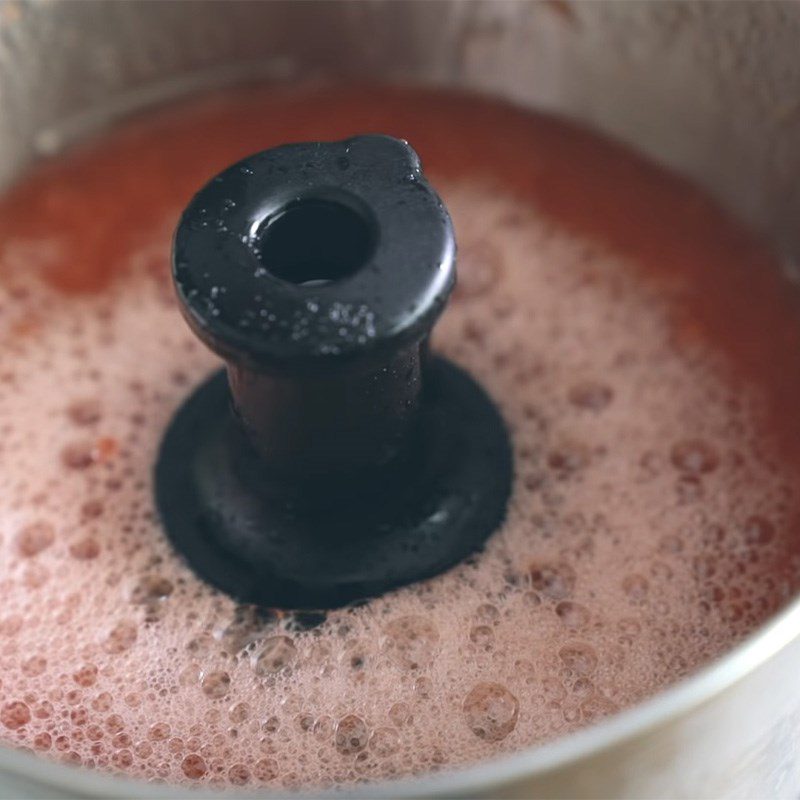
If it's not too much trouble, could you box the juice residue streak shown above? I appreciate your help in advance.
[1,85,800,790]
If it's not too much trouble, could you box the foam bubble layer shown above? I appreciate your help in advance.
[0,86,799,790]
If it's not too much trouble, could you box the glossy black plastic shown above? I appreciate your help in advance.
[157,135,512,608]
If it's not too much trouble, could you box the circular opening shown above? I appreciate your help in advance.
[257,197,376,286]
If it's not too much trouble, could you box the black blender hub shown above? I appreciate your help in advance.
[156,135,512,609]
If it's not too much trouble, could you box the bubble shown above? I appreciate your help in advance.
[343,644,368,672]
[462,683,519,742]
[67,398,102,426]
[570,677,595,701]
[87,725,104,742]
[70,707,89,725]
[228,703,249,724]
[33,732,52,750]
[295,713,314,732]
[463,318,486,344]
[568,381,613,411]
[33,701,53,720]
[334,715,369,755]
[558,643,598,675]
[91,693,113,712]
[527,562,576,600]
[103,620,137,654]
[523,590,542,607]
[130,575,174,605]
[215,607,274,655]
[181,753,207,779]
[469,625,494,649]
[670,440,719,475]
[1,701,31,729]
[475,603,500,624]
[743,516,775,546]
[369,727,400,757]
[65,688,83,705]
[178,662,201,686]
[252,636,297,676]
[388,703,412,728]
[134,741,152,759]
[381,616,440,670]
[413,676,433,699]
[547,444,589,478]
[261,716,280,733]
[555,601,590,629]
[354,750,378,775]
[312,715,334,741]
[621,574,649,604]
[73,664,98,687]
[200,671,231,699]
[112,732,132,749]
[105,714,124,734]
[253,758,279,782]
[227,763,251,785]
[581,693,618,722]
[70,538,100,560]
[61,441,97,470]
[668,654,689,676]
[15,521,55,557]
[560,703,580,723]
[21,656,47,677]
[80,500,104,520]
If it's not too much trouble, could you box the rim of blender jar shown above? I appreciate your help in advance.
[1,75,799,799]
[1,590,798,798]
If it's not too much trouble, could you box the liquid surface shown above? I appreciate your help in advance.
[1,85,800,790]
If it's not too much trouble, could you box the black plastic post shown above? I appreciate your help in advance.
[157,135,512,608]
[173,136,454,482]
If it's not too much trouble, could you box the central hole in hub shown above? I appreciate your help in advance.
[258,197,376,286]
